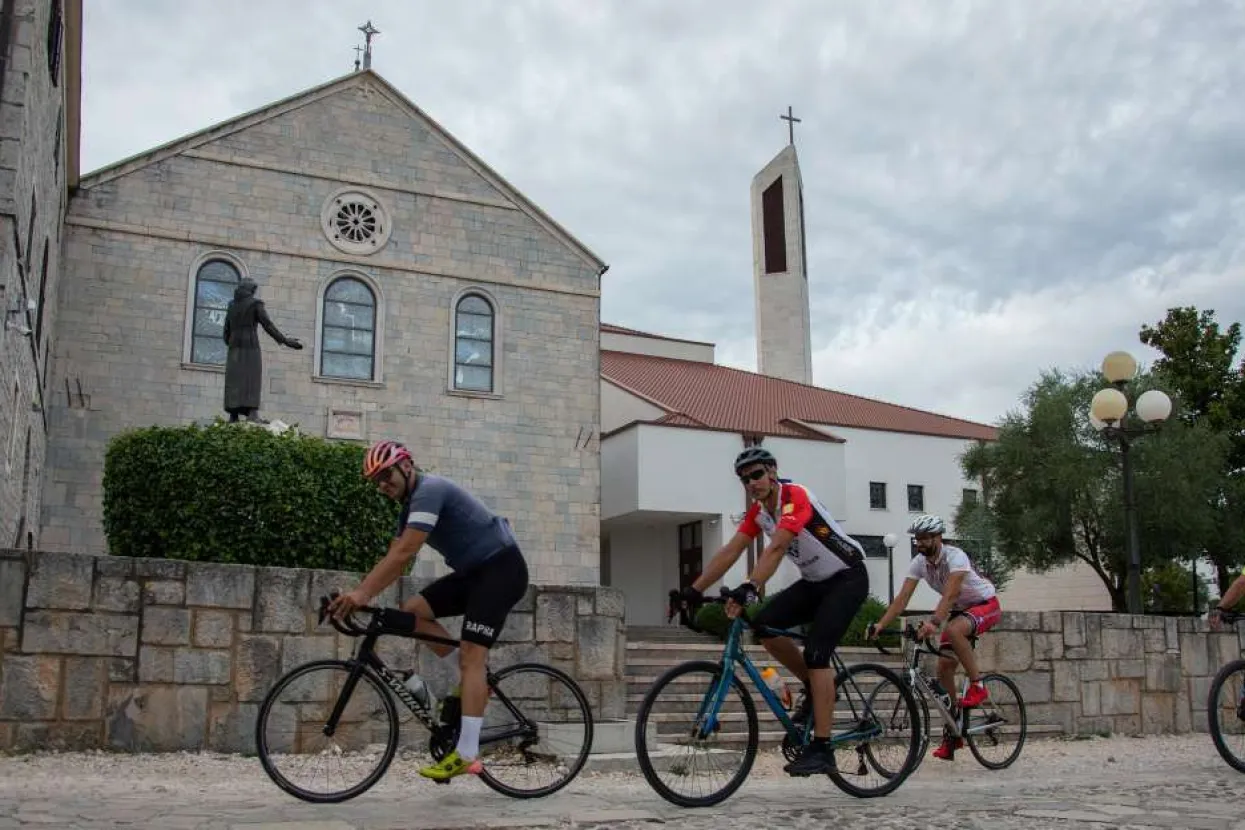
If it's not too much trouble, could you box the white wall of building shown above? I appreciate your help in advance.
[601,379,665,434]
[606,521,683,626]
[601,330,714,363]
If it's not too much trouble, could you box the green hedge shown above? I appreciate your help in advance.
[102,422,399,569]
[693,593,889,648]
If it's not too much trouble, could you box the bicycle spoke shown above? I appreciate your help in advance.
[635,661,757,808]
[963,673,1026,769]
[827,663,921,798]
[475,663,593,799]
[256,660,399,803]
[1209,660,1245,772]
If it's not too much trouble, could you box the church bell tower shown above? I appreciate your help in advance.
[750,107,813,386]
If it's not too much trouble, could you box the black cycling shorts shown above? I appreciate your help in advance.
[420,544,529,647]
[751,565,869,669]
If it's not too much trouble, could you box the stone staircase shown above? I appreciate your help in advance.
[625,625,1063,751]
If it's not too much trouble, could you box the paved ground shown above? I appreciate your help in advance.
[1,734,1243,829]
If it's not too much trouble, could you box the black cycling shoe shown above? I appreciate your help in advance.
[783,740,837,776]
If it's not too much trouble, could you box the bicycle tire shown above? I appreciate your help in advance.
[906,682,932,774]
[634,659,758,808]
[1208,658,1245,773]
[255,659,399,803]
[964,672,1027,770]
[860,672,927,780]
[826,662,922,798]
[477,662,595,798]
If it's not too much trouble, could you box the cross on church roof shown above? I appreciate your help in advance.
[358,20,380,70]
[780,105,801,145]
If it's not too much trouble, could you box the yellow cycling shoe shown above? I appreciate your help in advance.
[419,750,482,783]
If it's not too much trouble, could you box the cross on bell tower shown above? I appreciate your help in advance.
[780,105,801,146]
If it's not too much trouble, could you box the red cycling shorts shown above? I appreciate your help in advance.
[940,595,1002,647]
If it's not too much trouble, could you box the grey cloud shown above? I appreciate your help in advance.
[80,1,1245,422]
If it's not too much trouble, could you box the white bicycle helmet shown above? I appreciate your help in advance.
[908,514,946,536]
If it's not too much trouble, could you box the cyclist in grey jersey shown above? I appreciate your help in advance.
[329,440,529,783]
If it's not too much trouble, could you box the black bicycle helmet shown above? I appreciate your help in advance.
[734,446,777,473]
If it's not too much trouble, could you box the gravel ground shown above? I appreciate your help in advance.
[1,733,1243,828]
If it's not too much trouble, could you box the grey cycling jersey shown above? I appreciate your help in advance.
[397,474,517,571]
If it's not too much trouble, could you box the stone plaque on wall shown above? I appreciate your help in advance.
[326,407,365,441]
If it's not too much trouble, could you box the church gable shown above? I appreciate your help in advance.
[74,71,604,276]
[207,82,511,207]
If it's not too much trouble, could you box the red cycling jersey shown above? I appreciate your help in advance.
[737,480,866,581]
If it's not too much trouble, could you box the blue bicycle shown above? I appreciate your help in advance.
[633,588,922,807]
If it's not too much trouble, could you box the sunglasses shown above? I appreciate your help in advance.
[739,468,768,484]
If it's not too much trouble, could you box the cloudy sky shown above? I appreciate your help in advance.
[80,1,1245,425]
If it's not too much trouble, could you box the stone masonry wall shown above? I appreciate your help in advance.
[974,611,1238,736]
[0,0,73,551]
[41,72,602,585]
[0,549,625,753]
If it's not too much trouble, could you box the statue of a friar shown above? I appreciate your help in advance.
[222,278,303,423]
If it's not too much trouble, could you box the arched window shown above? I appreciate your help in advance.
[190,258,240,365]
[320,276,377,381]
[453,293,494,392]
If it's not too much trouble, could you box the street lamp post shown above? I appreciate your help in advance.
[1089,350,1173,615]
[883,533,898,604]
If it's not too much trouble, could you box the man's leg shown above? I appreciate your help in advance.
[420,548,529,781]
[752,582,817,722]
[401,594,458,659]
[760,636,809,686]
[784,567,869,776]
[937,615,975,708]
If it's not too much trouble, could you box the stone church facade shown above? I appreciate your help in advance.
[0,0,80,554]
[38,68,607,586]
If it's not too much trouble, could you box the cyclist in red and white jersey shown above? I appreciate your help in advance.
[869,513,1000,760]
[676,446,869,777]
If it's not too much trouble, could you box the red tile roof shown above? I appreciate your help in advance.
[601,350,998,442]
[601,322,715,346]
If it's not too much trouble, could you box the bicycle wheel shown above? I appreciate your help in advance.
[826,662,922,798]
[255,659,399,803]
[861,674,929,779]
[634,660,758,808]
[964,672,1027,770]
[475,662,594,798]
[1208,658,1245,773]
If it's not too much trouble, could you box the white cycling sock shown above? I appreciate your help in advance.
[457,715,483,761]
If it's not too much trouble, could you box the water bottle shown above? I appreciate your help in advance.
[402,671,433,710]
[761,667,792,709]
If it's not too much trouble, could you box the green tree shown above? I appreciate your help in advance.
[960,368,1227,611]
[952,496,1015,593]
[1139,306,1245,590]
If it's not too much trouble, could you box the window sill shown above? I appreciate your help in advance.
[312,375,385,389]
[447,388,503,400]
[181,361,224,374]
[869,507,888,512]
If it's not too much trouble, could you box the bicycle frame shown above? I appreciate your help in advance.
[317,595,533,749]
[690,605,878,746]
[884,621,997,742]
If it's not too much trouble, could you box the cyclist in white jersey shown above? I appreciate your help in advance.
[675,446,869,777]
[869,513,1000,760]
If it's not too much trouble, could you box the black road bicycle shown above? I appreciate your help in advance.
[254,593,594,803]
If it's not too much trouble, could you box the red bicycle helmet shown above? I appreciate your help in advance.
[362,439,411,479]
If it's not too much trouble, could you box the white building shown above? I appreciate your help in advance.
[598,324,1111,625]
